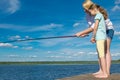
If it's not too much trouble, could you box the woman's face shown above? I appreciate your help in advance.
[89,9,96,15]
[84,8,90,14]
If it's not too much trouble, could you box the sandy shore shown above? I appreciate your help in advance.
[57,74,120,80]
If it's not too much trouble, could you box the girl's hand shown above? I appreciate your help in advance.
[90,37,96,43]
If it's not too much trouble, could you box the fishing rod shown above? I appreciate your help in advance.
[2,35,89,43]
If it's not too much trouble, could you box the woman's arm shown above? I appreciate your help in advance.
[75,27,93,37]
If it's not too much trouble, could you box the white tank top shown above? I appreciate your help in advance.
[105,19,114,30]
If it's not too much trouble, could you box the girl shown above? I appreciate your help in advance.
[76,0,114,77]
[89,4,108,78]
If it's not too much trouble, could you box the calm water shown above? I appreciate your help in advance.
[0,64,120,80]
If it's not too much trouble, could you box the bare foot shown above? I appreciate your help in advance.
[95,73,108,78]
[92,71,102,75]
[107,72,111,76]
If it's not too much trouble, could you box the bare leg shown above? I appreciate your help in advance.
[105,38,112,75]
[93,51,102,75]
[93,38,112,76]
[94,40,108,78]
[95,57,108,78]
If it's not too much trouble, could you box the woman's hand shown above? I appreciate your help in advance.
[75,32,82,37]
[75,32,87,37]
[90,37,96,43]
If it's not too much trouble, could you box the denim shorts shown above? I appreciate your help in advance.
[107,29,114,40]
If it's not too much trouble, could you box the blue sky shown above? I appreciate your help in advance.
[0,0,120,61]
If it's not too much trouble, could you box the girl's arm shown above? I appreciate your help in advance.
[91,20,99,43]
[92,20,99,38]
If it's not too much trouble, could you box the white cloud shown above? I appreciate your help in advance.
[0,24,26,31]
[13,46,18,48]
[88,52,97,55]
[7,0,20,14]
[39,37,74,47]
[114,31,120,36]
[26,23,63,32]
[0,0,20,14]
[8,35,33,43]
[22,47,33,50]
[0,23,63,32]
[112,5,120,11]
[72,52,85,56]
[111,53,120,57]
[8,55,20,58]
[59,48,86,55]
[9,35,21,40]
[47,56,64,58]
[45,48,86,58]
[47,51,52,54]
[73,22,81,27]
[25,36,31,39]
[112,0,120,11]
[29,55,38,58]
[0,43,12,47]
[115,0,120,4]
[45,49,95,60]
[0,43,18,48]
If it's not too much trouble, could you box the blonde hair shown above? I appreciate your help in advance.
[82,0,94,10]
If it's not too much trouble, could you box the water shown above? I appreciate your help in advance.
[0,64,120,80]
